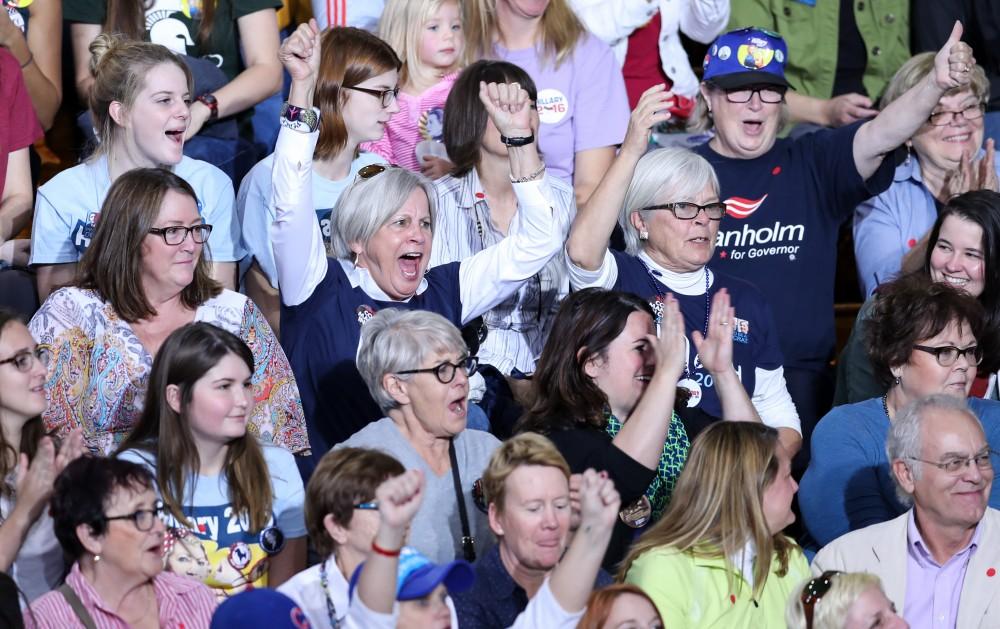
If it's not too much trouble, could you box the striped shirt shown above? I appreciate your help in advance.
[24,563,216,628]
[311,0,383,31]
[430,168,576,374]
[362,73,458,172]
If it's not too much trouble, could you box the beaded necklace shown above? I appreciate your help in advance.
[319,558,341,628]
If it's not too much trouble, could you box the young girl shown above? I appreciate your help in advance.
[117,322,306,600]
[30,35,240,300]
[0,310,84,601]
[364,0,464,177]
[237,23,400,333]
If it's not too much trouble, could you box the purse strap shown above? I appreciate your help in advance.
[58,583,98,629]
[448,438,476,562]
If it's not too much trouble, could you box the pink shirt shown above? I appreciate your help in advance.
[362,72,457,172]
[904,511,982,629]
[24,563,216,628]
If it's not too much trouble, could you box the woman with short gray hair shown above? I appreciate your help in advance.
[341,309,500,564]
[565,87,801,454]
[270,25,565,475]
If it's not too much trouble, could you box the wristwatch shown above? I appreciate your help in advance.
[280,102,321,133]
[499,133,534,147]
[196,93,219,122]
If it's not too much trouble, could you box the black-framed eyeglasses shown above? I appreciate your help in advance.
[800,570,841,629]
[343,85,400,108]
[912,344,984,367]
[397,355,479,384]
[640,201,726,221]
[908,448,997,474]
[928,103,986,126]
[724,87,786,104]
[103,501,164,532]
[354,500,379,510]
[148,224,213,246]
[0,346,51,373]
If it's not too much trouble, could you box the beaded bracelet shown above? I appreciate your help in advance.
[510,164,546,184]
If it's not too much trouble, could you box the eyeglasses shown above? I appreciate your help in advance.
[0,346,51,372]
[396,355,479,384]
[148,224,213,246]
[912,344,984,367]
[354,500,379,510]
[724,87,786,104]
[928,103,986,126]
[800,570,841,629]
[343,85,400,108]
[103,501,164,532]
[640,201,727,221]
[908,449,997,474]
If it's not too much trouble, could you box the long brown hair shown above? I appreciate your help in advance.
[517,288,686,434]
[314,27,402,160]
[463,0,584,68]
[617,422,796,597]
[0,312,45,496]
[103,0,217,47]
[76,168,221,322]
[117,323,273,532]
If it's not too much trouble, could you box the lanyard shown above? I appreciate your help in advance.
[319,559,341,628]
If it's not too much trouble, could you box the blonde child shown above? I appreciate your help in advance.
[364,0,464,177]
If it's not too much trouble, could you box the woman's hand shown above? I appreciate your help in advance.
[420,156,455,180]
[691,289,736,376]
[13,437,59,523]
[649,294,687,383]
[933,22,975,92]
[279,19,321,86]
[821,93,878,128]
[479,81,533,139]
[576,469,620,534]
[375,469,424,532]
[941,139,999,198]
[621,84,674,158]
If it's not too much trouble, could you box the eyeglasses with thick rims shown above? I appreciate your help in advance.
[343,85,400,108]
[723,87,786,104]
[927,103,986,126]
[908,448,997,474]
[800,570,841,629]
[0,346,51,373]
[103,501,165,532]
[396,356,479,384]
[148,224,214,246]
[640,201,727,221]
[912,344,983,367]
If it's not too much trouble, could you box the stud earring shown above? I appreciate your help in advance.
[94,554,101,563]
[639,230,649,241]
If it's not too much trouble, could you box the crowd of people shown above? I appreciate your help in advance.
[2,0,1000,627]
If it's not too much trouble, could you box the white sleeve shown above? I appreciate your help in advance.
[566,247,619,291]
[569,0,657,46]
[678,0,731,44]
[752,366,802,435]
[506,579,584,629]
[457,176,562,324]
[270,126,329,306]
[342,597,398,629]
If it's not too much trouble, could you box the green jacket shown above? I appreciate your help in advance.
[623,542,811,628]
[729,0,910,100]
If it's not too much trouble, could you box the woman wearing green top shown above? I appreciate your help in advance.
[515,287,760,569]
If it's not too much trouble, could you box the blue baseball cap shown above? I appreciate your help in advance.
[703,27,791,90]
[349,546,475,602]
[211,589,312,629]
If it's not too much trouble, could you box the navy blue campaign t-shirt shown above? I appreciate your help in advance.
[693,121,897,369]
[280,259,464,476]
[611,251,784,419]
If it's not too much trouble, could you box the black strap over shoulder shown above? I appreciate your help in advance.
[448,438,476,562]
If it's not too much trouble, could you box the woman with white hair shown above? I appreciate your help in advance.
[271,24,564,474]
[339,309,500,565]
[566,86,801,453]
[786,571,907,629]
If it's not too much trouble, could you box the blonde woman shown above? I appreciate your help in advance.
[786,572,907,629]
[463,0,629,207]
[619,421,809,628]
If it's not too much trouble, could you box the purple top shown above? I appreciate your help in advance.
[905,510,982,629]
[496,33,629,183]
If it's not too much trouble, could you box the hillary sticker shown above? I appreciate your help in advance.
[71,212,100,254]
[537,89,569,125]
[732,317,750,344]
[737,43,775,70]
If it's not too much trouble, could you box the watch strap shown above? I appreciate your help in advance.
[196,93,219,122]
[499,133,534,147]
[280,102,321,133]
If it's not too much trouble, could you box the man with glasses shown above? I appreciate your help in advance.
[814,394,1000,627]
[690,26,977,469]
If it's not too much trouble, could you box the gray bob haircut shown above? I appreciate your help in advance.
[887,394,981,506]
[329,167,438,260]
[620,147,720,256]
[356,308,468,412]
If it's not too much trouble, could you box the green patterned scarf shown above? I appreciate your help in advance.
[604,409,691,520]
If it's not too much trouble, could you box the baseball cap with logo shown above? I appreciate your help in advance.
[702,27,791,90]
[210,589,312,629]
[348,546,475,602]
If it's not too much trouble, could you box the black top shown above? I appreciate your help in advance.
[833,0,868,97]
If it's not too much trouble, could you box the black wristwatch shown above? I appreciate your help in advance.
[196,93,219,122]
[500,133,535,147]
